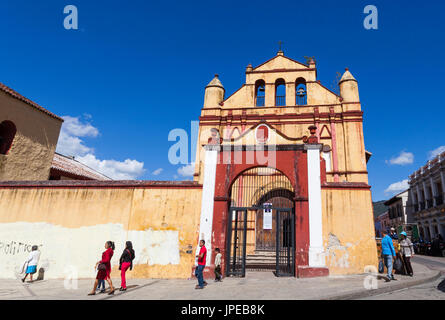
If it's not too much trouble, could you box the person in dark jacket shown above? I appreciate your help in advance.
[432,235,441,256]
[389,228,398,240]
[88,241,116,296]
[119,241,135,291]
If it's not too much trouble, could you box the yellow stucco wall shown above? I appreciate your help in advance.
[322,188,378,275]
[0,90,62,181]
[0,186,202,279]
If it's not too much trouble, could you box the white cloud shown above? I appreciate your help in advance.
[76,154,145,180]
[384,179,409,195]
[152,168,163,176]
[56,130,93,157]
[428,146,445,160]
[61,115,99,138]
[177,162,195,177]
[387,151,414,165]
[56,115,145,180]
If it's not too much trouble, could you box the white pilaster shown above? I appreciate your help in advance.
[196,145,218,266]
[305,144,326,267]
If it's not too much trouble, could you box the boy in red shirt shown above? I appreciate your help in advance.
[195,240,207,289]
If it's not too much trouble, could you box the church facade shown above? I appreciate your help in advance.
[193,51,377,277]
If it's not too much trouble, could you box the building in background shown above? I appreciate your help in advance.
[408,152,445,241]
[0,82,109,181]
[0,82,63,180]
[384,190,410,231]
[50,153,111,181]
[375,211,389,237]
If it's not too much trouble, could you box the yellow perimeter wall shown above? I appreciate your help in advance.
[0,186,202,280]
[322,188,378,274]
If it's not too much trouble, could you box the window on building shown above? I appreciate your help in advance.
[0,120,16,155]
[437,182,443,205]
[255,80,266,107]
[295,78,307,105]
[275,79,286,106]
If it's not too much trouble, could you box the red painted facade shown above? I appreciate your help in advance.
[211,148,310,277]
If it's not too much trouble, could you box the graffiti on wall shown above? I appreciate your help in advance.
[0,241,43,256]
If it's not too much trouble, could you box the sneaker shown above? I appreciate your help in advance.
[203,281,208,286]
[195,285,204,289]
[384,276,391,282]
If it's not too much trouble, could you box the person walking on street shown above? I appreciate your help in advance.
[382,230,397,282]
[195,240,207,289]
[400,231,414,277]
[432,235,441,257]
[88,241,116,296]
[119,241,135,292]
[22,245,40,283]
[389,227,398,240]
[214,248,222,282]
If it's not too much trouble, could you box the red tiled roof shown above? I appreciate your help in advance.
[0,82,63,121]
[51,153,112,181]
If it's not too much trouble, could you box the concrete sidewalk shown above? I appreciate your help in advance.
[0,262,440,300]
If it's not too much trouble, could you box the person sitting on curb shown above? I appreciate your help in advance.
[382,229,397,282]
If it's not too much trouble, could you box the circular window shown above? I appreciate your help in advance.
[255,124,269,144]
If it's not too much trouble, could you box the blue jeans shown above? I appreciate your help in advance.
[383,254,393,279]
[195,265,205,288]
[98,279,105,290]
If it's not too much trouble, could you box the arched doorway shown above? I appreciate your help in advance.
[226,167,295,277]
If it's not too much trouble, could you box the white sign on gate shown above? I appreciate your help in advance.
[263,203,272,230]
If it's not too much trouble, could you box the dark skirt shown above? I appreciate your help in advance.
[96,269,107,280]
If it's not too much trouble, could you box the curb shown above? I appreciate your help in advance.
[321,271,442,300]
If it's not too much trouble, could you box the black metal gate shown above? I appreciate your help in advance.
[226,208,248,277]
[275,209,295,276]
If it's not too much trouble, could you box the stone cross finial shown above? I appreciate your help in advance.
[278,40,283,53]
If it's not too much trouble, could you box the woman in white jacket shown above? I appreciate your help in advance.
[22,245,40,283]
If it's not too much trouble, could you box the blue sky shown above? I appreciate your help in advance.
[0,0,444,201]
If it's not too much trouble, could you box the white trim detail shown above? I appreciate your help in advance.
[322,151,332,172]
[305,144,326,267]
[196,146,218,266]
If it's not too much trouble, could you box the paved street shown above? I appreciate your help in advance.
[360,255,445,300]
[0,260,440,300]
